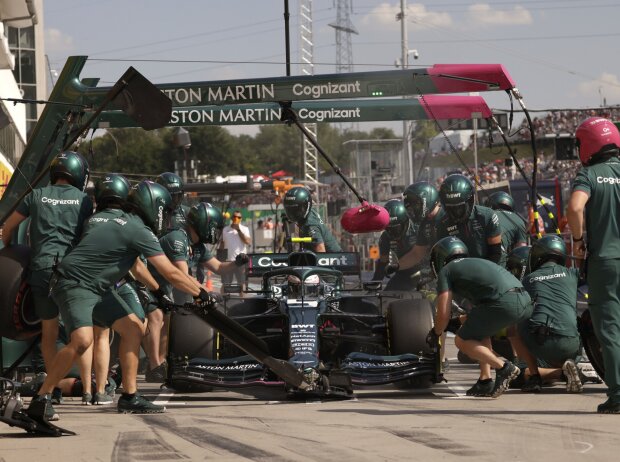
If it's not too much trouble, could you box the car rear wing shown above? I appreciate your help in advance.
[246,252,360,277]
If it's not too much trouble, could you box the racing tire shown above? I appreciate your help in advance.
[167,310,216,393]
[0,245,40,341]
[168,311,216,360]
[388,298,434,355]
[388,298,434,389]
[579,309,605,380]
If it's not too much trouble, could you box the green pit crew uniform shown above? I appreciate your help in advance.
[16,184,93,320]
[51,209,164,334]
[495,209,528,267]
[437,258,533,341]
[148,228,215,304]
[85,210,150,327]
[298,208,342,252]
[573,157,620,404]
[416,208,446,249]
[169,204,190,230]
[377,221,420,291]
[518,262,580,367]
[93,283,146,328]
[149,228,191,303]
[170,204,206,285]
[418,205,501,261]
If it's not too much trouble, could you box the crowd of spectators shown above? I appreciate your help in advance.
[433,155,582,189]
[517,108,620,140]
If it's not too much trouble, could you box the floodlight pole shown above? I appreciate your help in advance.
[284,0,291,77]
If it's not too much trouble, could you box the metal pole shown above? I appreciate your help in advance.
[473,117,478,203]
[400,0,412,185]
[470,91,480,202]
[284,0,291,77]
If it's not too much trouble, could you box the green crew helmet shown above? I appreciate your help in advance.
[187,202,224,244]
[94,173,131,210]
[403,181,439,222]
[383,199,410,240]
[156,172,184,208]
[439,174,475,223]
[283,186,312,223]
[127,180,172,236]
[430,236,469,278]
[528,234,567,272]
[49,151,90,191]
[488,191,515,212]
[506,246,531,281]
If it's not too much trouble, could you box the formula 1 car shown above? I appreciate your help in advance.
[166,250,441,398]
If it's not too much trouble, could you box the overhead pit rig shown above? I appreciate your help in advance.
[0,56,521,225]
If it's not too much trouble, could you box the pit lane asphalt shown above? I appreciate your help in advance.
[1,338,617,462]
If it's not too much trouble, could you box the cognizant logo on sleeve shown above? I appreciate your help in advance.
[596,177,620,184]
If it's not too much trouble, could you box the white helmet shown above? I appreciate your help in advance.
[287,274,320,298]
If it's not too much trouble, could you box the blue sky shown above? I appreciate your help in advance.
[43,1,620,135]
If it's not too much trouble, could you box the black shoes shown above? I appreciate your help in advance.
[597,399,620,414]
[492,362,520,398]
[51,387,63,405]
[145,362,167,383]
[466,379,494,397]
[521,374,542,393]
[27,394,60,421]
[117,393,165,414]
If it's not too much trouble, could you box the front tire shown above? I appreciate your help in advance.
[388,297,435,389]
[167,310,216,392]
[388,298,434,356]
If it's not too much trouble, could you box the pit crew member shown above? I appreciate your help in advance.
[283,186,341,252]
[372,199,421,290]
[2,151,93,415]
[147,201,245,381]
[487,191,528,267]
[26,180,214,420]
[506,237,582,393]
[567,116,620,414]
[428,237,533,398]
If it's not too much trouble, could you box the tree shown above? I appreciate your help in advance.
[83,128,169,178]
[185,126,240,176]
[77,124,399,182]
[252,125,303,177]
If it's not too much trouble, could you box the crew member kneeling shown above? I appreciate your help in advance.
[505,236,583,393]
[428,237,534,398]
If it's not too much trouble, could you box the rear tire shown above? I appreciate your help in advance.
[579,309,605,380]
[0,245,39,340]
